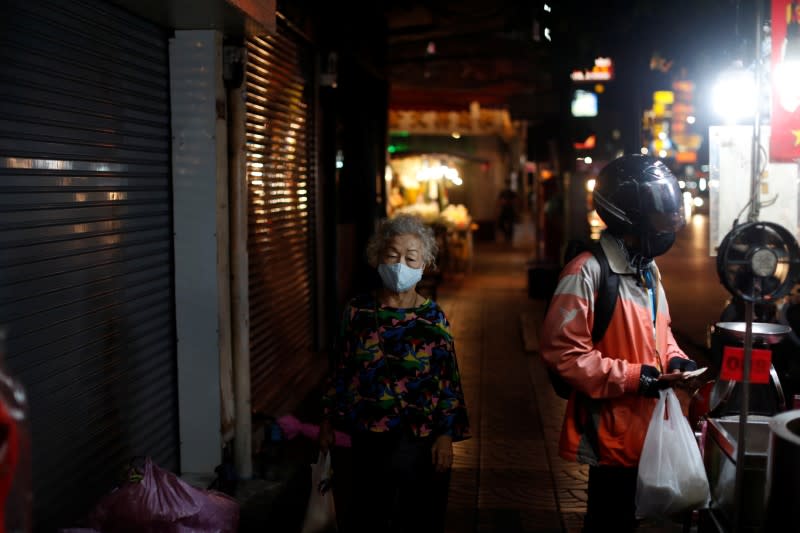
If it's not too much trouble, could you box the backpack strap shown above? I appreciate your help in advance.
[573,244,619,435]
[588,242,619,344]
[544,240,620,401]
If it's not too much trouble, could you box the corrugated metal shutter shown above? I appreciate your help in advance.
[0,0,177,528]
[245,25,319,416]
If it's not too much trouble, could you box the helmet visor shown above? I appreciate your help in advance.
[639,179,682,214]
[647,210,686,234]
[639,179,685,231]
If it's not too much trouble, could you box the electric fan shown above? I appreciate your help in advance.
[713,221,800,530]
[714,221,799,408]
[716,221,800,304]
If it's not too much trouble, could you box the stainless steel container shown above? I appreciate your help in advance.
[765,410,800,531]
[702,415,772,531]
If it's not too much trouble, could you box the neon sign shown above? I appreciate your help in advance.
[570,57,614,82]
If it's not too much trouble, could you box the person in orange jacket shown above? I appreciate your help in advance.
[540,154,700,532]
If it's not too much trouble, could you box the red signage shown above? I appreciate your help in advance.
[770,0,800,162]
[720,346,772,384]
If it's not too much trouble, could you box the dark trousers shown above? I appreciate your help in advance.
[583,465,639,533]
[344,432,451,533]
[498,213,514,242]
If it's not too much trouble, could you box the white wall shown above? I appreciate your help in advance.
[169,30,231,477]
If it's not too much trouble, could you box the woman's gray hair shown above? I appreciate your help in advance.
[366,214,438,269]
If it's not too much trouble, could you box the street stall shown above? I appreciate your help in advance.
[698,221,800,533]
[440,204,475,273]
[385,155,476,280]
[692,2,800,530]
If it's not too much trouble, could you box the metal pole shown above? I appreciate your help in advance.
[734,2,763,525]
[735,4,763,529]
[748,0,764,223]
[229,60,253,479]
[733,300,754,533]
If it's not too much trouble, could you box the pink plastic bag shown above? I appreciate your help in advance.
[87,457,239,533]
[277,415,352,448]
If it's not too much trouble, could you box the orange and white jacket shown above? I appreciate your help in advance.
[540,232,690,467]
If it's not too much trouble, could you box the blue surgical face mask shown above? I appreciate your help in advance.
[377,262,423,293]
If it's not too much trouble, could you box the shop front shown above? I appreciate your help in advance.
[385,155,476,285]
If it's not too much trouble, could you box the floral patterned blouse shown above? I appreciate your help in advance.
[322,293,470,441]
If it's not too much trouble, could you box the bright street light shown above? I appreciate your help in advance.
[711,68,756,123]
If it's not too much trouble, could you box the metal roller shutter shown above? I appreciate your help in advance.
[245,25,318,416]
[0,0,177,528]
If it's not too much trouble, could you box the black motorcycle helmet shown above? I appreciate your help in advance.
[593,154,685,259]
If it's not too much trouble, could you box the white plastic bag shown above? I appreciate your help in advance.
[300,451,337,533]
[635,388,710,519]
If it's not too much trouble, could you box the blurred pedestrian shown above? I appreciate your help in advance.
[319,214,470,533]
[539,155,702,532]
[496,178,521,243]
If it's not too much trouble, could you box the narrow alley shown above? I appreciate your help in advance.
[236,223,719,533]
[3,3,794,531]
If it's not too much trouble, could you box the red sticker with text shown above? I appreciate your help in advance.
[720,346,772,384]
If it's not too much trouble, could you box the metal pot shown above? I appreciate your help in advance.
[765,410,800,531]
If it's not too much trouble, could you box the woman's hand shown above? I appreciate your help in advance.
[319,418,335,455]
[431,435,454,472]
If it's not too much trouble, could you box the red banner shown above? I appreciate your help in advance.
[771,0,800,162]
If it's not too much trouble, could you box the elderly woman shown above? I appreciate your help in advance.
[319,214,470,533]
